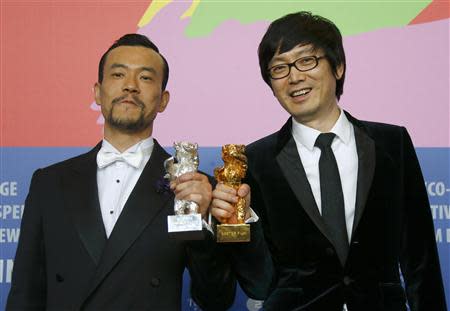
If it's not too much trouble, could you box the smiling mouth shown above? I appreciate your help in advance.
[290,88,312,97]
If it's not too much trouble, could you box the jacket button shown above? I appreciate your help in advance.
[325,247,334,256]
[56,274,64,282]
[150,277,160,287]
[343,276,352,286]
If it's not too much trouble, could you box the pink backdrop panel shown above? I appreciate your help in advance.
[138,4,449,147]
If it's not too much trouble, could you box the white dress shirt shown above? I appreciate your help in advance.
[96,137,154,238]
[291,110,358,241]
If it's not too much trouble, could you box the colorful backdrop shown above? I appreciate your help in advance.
[1,1,449,309]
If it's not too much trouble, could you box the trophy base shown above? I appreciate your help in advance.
[216,224,250,243]
[167,214,203,240]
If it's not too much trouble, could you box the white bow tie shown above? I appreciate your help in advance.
[97,149,144,169]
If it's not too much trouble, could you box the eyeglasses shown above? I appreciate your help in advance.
[268,55,325,80]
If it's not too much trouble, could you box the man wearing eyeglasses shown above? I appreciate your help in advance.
[211,11,446,311]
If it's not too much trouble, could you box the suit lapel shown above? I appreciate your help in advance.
[63,143,107,265]
[351,121,376,238]
[85,140,173,299]
[275,119,336,247]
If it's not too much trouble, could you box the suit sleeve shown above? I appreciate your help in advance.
[185,170,274,310]
[185,231,236,311]
[6,169,47,310]
[221,169,274,301]
[185,174,236,311]
[398,128,447,311]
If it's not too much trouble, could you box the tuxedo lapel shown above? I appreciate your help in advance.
[85,140,173,299]
[63,143,107,265]
[349,117,376,238]
[275,120,335,247]
[345,112,377,237]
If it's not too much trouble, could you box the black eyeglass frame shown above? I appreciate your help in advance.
[268,55,326,80]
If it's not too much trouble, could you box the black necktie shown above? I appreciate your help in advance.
[315,133,349,265]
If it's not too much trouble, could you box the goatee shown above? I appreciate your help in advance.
[107,95,150,133]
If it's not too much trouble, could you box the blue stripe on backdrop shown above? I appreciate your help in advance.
[0,147,449,310]
[415,148,450,310]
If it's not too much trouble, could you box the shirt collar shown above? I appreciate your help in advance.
[101,136,154,156]
[291,109,352,151]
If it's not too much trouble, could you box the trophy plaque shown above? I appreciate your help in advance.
[164,142,203,239]
[214,144,250,243]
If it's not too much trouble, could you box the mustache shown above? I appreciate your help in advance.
[111,94,145,108]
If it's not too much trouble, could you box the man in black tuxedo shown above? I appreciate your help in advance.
[7,34,235,310]
[211,12,446,310]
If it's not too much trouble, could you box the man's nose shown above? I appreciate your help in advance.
[122,76,140,93]
[288,66,306,84]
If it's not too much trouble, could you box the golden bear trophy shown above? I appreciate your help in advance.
[214,144,250,243]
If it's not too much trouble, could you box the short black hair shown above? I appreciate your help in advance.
[258,11,346,100]
[98,33,169,90]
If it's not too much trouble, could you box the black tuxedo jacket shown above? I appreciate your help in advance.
[7,140,235,311]
[245,113,446,311]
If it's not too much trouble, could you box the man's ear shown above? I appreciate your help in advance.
[158,90,170,113]
[94,82,101,106]
[335,63,344,80]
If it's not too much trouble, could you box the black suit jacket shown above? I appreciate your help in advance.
[7,140,235,311]
[245,113,446,311]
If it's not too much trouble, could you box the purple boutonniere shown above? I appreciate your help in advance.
[155,175,171,194]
